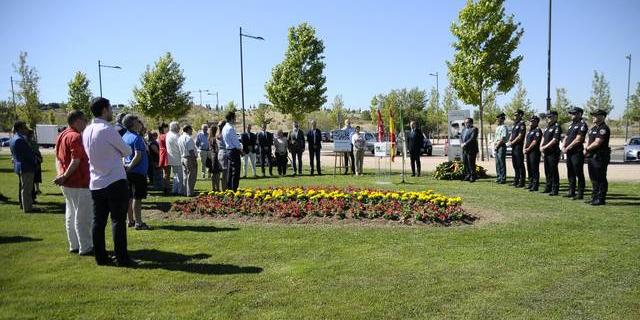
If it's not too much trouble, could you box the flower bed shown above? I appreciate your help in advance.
[171,187,475,226]
[432,160,488,180]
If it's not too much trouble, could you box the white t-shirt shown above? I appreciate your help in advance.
[166,131,181,166]
[178,133,196,158]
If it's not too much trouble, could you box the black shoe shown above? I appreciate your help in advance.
[114,258,139,268]
[25,208,43,213]
[541,189,551,194]
[564,193,575,198]
[96,256,114,266]
[573,194,584,200]
[134,223,152,230]
[590,200,605,206]
[79,248,94,256]
[469,179,476,183]
[549,192,558,196]
[69,249,79,254]
[515,184,525,188]
[411,174,415,177]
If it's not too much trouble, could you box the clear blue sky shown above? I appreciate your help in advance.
[1,0,638,117]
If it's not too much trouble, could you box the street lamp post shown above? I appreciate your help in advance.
[98,60,122,97]
[546,0,552,112]
[240,26,264,133]
[192,89,210,106]
[429,72,439,141]
[625,54,632,142]
[10,76,17,121]
[208,91,219,110]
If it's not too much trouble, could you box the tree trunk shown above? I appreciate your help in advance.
[479,91,485,161]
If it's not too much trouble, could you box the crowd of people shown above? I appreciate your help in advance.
[7,96,614,267]
[459,107,611,206]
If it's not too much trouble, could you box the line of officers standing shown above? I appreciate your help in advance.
[492,107,611,206]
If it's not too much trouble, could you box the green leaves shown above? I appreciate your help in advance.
[265,23,327,122]
[132,52,191,121]
[67,71,92,117]
[585,71,613,115]
[369,88,428,131]
[504,80,534,119]
[13,51,41,129]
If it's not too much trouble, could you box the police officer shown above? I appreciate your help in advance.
[562,106,588,200]
[508,109,526,187]
[539,110,562,196]
[584,109,610,206]
[524,115,542,191]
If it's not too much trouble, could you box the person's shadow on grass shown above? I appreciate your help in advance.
[156,225,239,233]
[129,249,263,275]
[0,235,42,244]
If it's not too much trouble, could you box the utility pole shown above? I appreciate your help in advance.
[625,54,632,142]
[546,0,552,112]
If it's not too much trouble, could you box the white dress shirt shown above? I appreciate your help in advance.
[222,123,241,150]
[82,118,132,190]
[178,133,196,158]
[166,131,181,166]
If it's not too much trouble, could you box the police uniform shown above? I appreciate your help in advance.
[586,109,610,205]
[563,107,589,199]
[524,117,542,191]
[510,111,526,187]
[542,113,562,195]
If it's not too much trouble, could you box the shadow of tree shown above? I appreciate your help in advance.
[156,225,239,233]
[0,235,43,244]
[129,249,263,275]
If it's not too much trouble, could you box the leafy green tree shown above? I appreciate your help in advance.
[425,87,445,136]
[442,85,461,113]
[625,82,640,134]
[504,80,534,120]
[253,103,273,127]
[483,90,503,136]
[552,87,572,125]
[447,0,523,160]
[47,110,57,124]
[224,101,238,114]
[370,88,428,131]
[329,95,345,128]
[0,100,17,131]
[360,110,372,121]
[584,71,613,115]
[265,22,327,123]
[132,52,191,121]
[14,51,42,129]
[67,71,92,117]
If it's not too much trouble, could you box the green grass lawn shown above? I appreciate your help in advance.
[1,154,639,319]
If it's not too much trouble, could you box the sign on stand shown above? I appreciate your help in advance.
[447,110,470,161]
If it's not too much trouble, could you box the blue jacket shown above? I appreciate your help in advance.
[461,126,479,154]
[9,134,36,174]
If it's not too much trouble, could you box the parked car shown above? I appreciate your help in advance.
[422,135,433,156]
[321,131,331,142]
[624,136,640,162]
[362,132,376,154]
[0,137,10,147]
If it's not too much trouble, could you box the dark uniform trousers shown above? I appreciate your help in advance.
[91,179,130,264]
[309,148,321,174]
[543,151,560,193]
[410,152,421,176]
[344,146,355,174]
[526,150,540,189]
[259,147,274,176]
[512,144,526,186]
[226,149,241,191]
[587,152,609,203]
[462,151,477,180]
[566,151,585,195]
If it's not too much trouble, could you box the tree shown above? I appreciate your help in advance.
[504,80,534,120]
[67,71,92,117]
[425,87,445,136]
[442,85,461,113]
[625,82,640,134]
[483,90,503,136]
[132,52,191,121]
[360,110,372,121]
[0,100,17,131]
[224,101,238,114]
[47,110,56,124]
[14,51,42,129]
[253,103,273,127]
[447,0,523,160]
[370,88,428,132]
[584,71,613,115]
[552,87,572,125]
[265,22,327,122]
[328,95,346,129]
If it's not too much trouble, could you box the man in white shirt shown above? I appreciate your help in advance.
[166,121,183,195]
[178,125,197,196]
[81,97,136,267]
[342,119,355,175]
[222,111,243,191]
[195,124,210,179]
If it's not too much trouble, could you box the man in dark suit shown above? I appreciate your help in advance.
[240,124,258,178]
[9,121,39,213]
[306,120,322,175]
[287,121,306,176]
[407,120,424,177]
[460,117,479,182]
[257,123,274,176]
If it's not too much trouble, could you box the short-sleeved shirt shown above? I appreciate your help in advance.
[222,123,241,150]
[494,125,509,146]
[510,120,526,146]
[542,122,562,154]
[55,128,90,188]
[525,127,542,152]
[82,118,132,190]
[565,119,589,153]
[179,133,196,158]
[587,122,610,155]
[122,130,149,175]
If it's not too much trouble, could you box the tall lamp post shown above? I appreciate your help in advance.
[98,60,122,97]
[546,0,552,112]
[208,91,219,110]
[625,54,632,142]
[240,27,264,133]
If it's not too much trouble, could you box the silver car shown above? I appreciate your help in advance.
[624,136,640,162]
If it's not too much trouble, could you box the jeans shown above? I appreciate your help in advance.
[90,179,129,264]
[182,157,198,197]
[62,186,94,254]
[199,149,211,176]
[171,165,184,195]
[495,146,506,182]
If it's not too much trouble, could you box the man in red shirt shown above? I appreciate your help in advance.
[54,110,94,256]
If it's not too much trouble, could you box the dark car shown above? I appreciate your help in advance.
[422,135,433,156]
[321,131,331,142]
[0,137,10,147]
